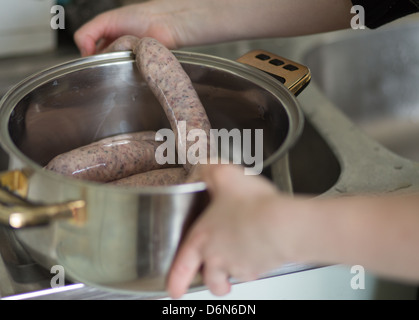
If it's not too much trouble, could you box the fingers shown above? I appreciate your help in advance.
[167,164,242,298]
[167,231,232,298]
[168,164,280,298]
[74,6,140,56]
[203,266,231,296]
[73,1,187,56]
[199,164,245,195]
[166,234,204,299]
[74,12,111,56]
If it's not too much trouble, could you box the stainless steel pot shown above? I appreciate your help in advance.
[0,50,310,293]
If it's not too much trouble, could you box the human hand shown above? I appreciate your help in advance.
[167,164,419,298]
[73,0,234,56]
[166,164,301,298]
[73,1,179,56]
[74,0,354,57]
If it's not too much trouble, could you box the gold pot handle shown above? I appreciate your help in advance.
[237,50,311,96]
[0,170,86,228]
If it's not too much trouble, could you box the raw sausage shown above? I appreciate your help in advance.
[134,37,213,172]
[110,167,187,187]
[45,132,165,182]
[102,35,140,53]
[47,37,212,185]
[45,131,169,182]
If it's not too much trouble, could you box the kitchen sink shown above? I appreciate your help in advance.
[305,22,419,161]
[288,120,340,195]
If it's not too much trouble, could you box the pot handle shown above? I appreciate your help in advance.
[237,50,311,96]
[0,170,86,228]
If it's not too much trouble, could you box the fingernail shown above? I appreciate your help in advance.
[80,48,88,57]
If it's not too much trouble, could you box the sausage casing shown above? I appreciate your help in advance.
[135,37,213,172]
[102,35,140,53]
[45,131,168,182]
[110,167,187,187]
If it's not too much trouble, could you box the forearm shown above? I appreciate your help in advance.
[286,194,419,282]
[155,0,355,47]
[75,0,355,55]
[221,0,354,40]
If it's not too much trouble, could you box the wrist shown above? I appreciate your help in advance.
[273,195,334,265]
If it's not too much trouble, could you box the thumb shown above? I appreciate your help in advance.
[200,164,246,196]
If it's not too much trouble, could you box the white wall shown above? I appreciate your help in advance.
[0,0,56,57]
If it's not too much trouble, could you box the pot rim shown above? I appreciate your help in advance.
[0,50,304,194]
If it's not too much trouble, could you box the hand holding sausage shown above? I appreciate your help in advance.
[74,0,200,56]
[74,0,354,56]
